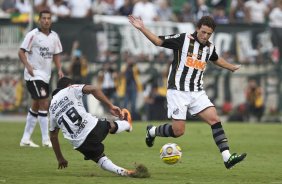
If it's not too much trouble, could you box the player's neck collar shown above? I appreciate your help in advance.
[191,31,210,47]
[38,28,52,35]
[52,88,62,97]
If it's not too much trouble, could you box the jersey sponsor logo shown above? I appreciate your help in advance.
[39,47,52,59]
[50,96,70,114]
[185,56,206,71]
[165,34,180,40]
[54,101,74,118]
[71,119,88,139]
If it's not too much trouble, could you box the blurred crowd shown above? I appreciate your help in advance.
[68,43,170,120]
[1,0,281,121]
[0,0,281,25]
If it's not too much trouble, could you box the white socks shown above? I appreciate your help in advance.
[222,150,232,162]
[98,156,128,176]
[114,120,130,133]
[21,109,50,144]
[21,109,38,143]
[38,110,50,142]
[149,126,156,137]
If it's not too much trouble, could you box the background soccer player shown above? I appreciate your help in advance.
[128,15,246,169]
[19,10,64,148]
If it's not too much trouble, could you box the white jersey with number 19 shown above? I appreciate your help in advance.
[49,85,98,148]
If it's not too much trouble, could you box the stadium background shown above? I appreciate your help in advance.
[0,0,281,123]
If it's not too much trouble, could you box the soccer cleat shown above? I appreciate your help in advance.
[20,140,40,148]
[42,140,52,148]
[145,125,155,147]
[127,164,150,178]
[127,170,136,177]
[122,108,132,132]
[224,153,247,169]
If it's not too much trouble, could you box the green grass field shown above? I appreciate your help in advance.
[0,121,281,184]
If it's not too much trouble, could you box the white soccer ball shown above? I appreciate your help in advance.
[160,143,182,165]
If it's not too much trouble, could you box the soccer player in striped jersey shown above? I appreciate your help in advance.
[128,15,246,169]
[49,77,149,177]
[19,10,64,148]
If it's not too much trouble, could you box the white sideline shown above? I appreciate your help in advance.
[0,115,26,123]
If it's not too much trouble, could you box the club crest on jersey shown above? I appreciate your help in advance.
[40,88,47,97]
[173,108,179,115]
[205,48,210,54]
[198,50,202,56]
[185,56,206,71]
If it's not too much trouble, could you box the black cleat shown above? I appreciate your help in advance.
[224,153,247,169]
[145,125,155,147]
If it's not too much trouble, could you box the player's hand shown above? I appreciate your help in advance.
[58,158,68,169]
[58,69,64,78]
[128,15,144,30]
[110,106,123,119]
[232,64,241,72]
[26,64,34,76]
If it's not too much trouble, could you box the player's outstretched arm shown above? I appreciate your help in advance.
[128,15,163,46]
[214,57,241,72]
[83,85,123,119]
[50,128,68,169]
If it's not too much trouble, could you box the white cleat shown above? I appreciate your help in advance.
[20,140,40,148]
[42,140,52,148]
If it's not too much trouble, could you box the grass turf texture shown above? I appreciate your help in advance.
[0,121,281,184]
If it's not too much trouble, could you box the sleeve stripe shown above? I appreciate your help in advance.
[27,35,34,50]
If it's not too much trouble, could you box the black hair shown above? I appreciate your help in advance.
[57,77,74,89]
[196,16,216,31]
[39,10,51,18]
[52,77,74,97]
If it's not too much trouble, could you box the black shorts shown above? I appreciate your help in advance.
[76,119,110,162]
[26,80,49,99]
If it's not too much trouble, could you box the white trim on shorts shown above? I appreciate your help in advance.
[33,81,40,97]
[167,89,214,120]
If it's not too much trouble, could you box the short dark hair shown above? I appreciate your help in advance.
[39,10,51,18]
[196,16,216,31]
[57,77,74,89]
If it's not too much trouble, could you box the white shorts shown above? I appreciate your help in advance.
[167,89,214,120]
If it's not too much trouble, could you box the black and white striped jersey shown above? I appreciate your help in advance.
[159,31,218,92]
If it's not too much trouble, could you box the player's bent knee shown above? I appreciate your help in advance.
[208,119,220,125]
[172,122,185,137]
[172,129,185,137]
